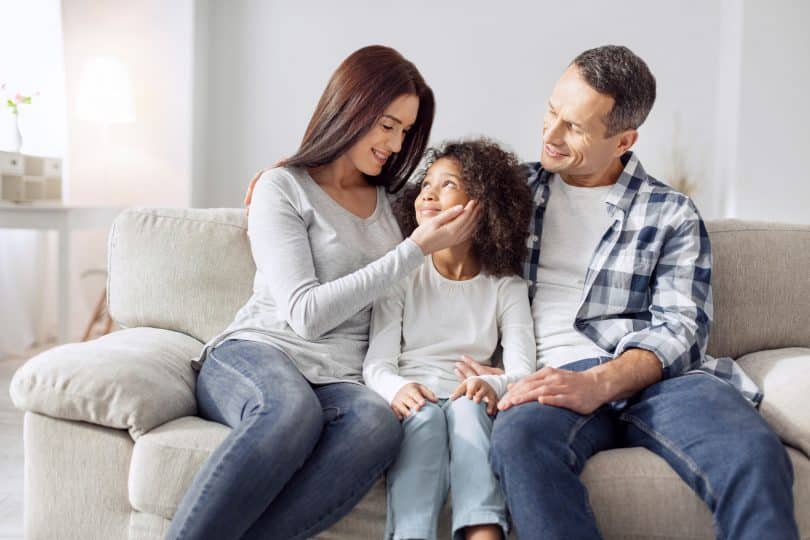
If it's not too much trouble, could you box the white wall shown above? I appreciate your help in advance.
[34,0,196,342]
[62,0,194,207]
[193,0,726,217]
[731,0,810,224]
[0,0,66,354]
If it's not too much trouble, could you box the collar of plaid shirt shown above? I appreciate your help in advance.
[523,151,762,406]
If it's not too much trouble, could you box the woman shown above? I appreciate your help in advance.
[166,45,478,540]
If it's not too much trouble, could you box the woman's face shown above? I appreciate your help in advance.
[414,157,471,225]
[345,94,419,176]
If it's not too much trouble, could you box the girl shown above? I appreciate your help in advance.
[364,139,535,540]
[167,46,479,540]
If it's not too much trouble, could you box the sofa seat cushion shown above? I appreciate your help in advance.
[10,327,202,439]
[128,412,810,539]
[736,347,810,457]
[130,415,229,519]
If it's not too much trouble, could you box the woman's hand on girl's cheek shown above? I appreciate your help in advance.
[409,200,480,255]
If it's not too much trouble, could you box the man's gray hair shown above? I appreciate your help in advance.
[572,45,656,137]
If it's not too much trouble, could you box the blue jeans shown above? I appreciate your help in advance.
[385,398,507,540]
[165,339,403,540]
[490,360,799,540]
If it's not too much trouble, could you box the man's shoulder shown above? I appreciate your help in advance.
[629,168,701,223]
[521,161,547,186]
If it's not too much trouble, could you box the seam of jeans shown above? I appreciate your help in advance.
[174,404,263,538]
[287,452,398,540]
[565,411,598,469]
[175,353,267,538]
[564,410,602,523]
[619,411,722,536]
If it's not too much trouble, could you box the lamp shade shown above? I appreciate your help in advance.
[76,56,136,125]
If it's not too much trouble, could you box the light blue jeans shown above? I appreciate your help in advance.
[165,339,403,540]
[385,397,508,540]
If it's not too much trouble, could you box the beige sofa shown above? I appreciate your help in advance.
[10,208,810,540]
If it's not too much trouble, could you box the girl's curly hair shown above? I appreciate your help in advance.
[393,138,532,277]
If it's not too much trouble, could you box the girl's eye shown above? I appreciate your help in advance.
[382,123,394,131]
[443,180,456,189]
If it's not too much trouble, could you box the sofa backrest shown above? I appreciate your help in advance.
[706,219,810,358]
[108,208,254,344]
[107,209,810,357]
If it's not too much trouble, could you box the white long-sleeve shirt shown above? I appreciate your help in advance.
[363,256,536,403]
[197,166,425,384]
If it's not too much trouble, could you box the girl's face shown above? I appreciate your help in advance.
[345,93,419,176]
[414,157,471,225]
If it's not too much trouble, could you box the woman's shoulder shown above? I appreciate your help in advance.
[257,166,306,191]
[252,166,313,207]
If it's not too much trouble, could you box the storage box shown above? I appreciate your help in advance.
[0,151,24,175]
[1,174,25,201]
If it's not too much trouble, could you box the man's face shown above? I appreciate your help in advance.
[541,66,631,180]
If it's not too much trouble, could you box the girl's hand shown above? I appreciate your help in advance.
[450,378,498,416]
[409,200,480,255]
[391,383,438,420]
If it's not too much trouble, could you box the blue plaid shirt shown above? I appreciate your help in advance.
[524,152,762,406]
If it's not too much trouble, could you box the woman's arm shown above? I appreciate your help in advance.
[249,171,424,340]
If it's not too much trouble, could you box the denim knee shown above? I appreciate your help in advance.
[740,427,793,481]
[346,391,404,462]
[447,398,490,436]
[405,401,445,428]
[491,403,575,472]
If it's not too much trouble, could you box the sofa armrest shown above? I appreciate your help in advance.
[736,347,810,458]
[10,327,203,439]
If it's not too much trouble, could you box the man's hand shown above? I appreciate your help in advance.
[497,350,663,415]
[390,383,438,421]
[454,354,503,382]
[244,168,268,209]
[450,378,498,415]
[244,160,285,213]
[497,367,608,415]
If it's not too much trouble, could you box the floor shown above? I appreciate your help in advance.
[0,343,52,540]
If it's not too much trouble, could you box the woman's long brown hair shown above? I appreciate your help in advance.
[282,45,435,193]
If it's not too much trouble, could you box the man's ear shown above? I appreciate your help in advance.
[614,129,639,157]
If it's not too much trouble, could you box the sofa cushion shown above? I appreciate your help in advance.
[129,415,229,519]
[707,220,810,359]
[10,327,202,439]
[107,208,255,344]
[128,416,810,539]
[736,347,810,457]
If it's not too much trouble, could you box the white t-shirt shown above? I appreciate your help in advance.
[364,256,536,402]
[533,174,613,367]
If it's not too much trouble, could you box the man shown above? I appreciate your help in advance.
[456,45,798,539]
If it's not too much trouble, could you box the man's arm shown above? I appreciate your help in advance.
[466,200,709,414]
[496,348,661,414]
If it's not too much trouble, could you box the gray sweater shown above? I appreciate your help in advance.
[198,166,424,384]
